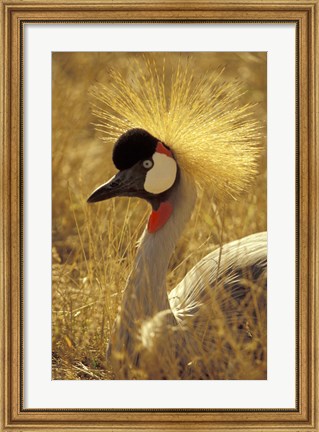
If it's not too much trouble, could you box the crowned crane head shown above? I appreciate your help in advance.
[87,128,180,232]
[88,128,178,203]
[87,55,261,231]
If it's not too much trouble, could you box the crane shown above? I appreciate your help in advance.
[87,56,267,379]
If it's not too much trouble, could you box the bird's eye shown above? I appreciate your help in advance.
[143,160,153,169]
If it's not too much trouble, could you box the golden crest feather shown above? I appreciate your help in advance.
[90,55,261,200]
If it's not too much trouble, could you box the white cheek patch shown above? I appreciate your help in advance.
[144,153,177,194]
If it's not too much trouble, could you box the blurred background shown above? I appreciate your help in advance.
[52,52,267,379]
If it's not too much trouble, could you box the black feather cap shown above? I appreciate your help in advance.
[112,128,161,170]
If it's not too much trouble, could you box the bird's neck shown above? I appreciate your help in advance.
[122,173,197,319]
[110,174,197,374]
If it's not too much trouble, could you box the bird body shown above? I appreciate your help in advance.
[110,228,267,380]
[87,56,267,379]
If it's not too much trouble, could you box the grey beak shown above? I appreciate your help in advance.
[87,166,147,204]
[87,172,125,203]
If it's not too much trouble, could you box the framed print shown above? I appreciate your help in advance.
[1,0,318,431]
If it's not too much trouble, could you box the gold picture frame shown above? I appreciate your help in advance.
[0,0,318,431]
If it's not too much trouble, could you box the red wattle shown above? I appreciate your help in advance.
[156,142,172,157]
[148,201,173,233]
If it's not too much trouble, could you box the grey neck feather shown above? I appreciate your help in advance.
[110,173,197,370]
[121,172,197,320]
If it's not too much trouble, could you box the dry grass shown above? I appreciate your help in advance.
[52,52,267,380]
